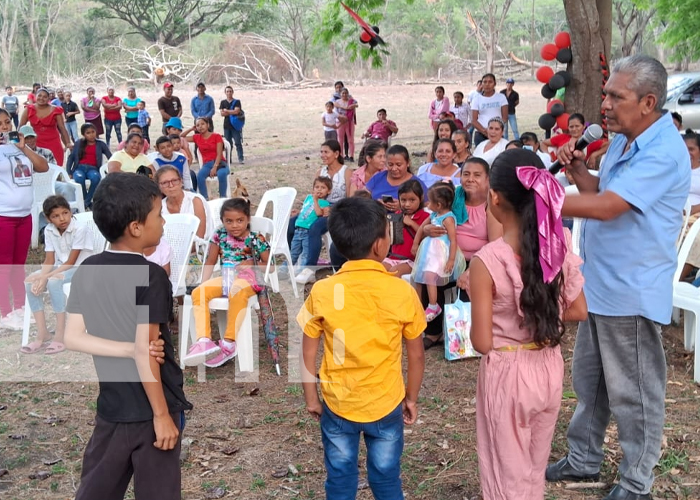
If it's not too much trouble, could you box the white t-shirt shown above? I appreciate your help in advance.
[0,144,34,217]
[536,150,553,169]
[467,90,480,106]
[322,111,339,132]
[473,138,509,166]
[471,92,508,129]
[144,238,173,267]
[689,167,700,206]
[450,103,470,127]
[44,218,94,266]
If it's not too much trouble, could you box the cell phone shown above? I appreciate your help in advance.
[381,195,394,203]
[8,131,19,144]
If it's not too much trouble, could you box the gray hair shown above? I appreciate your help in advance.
[612,55,667,111]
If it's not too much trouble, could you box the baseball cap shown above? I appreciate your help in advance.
[165,117,183,131]
[163,82,174,89]
[506,78,515,84]
[19,125,37,138]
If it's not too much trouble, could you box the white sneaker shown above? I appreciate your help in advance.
[0,313,23,331]
[294,268,315,284]
[10,308,32,323]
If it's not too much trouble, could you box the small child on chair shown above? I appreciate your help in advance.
[290,177,332,272]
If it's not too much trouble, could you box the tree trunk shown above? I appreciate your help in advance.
[563,0,612,127]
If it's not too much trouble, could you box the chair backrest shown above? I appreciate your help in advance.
[33,164,62,205]
[100,165,108,179]
[679,197,692,250]
[250,216,275,246]
[73,212,107,253]
[675,214,700,283]
[254,187,297,253]
[206,197,229,232]
[162,213,200,296]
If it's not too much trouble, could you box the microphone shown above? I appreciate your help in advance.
[548,124,604,174]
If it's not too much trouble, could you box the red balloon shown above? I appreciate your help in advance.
[547,99,563,113]
[555,32,571,49]
[541,43,558,61]
[536,66,554,84]
[556,112,570,131]
[360,31,372,43]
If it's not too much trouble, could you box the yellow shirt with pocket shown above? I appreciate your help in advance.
[297,259,426,422]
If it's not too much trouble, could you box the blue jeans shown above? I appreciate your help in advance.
[505,113,519,140]
[197,161,230,200]
[104,118,122,146]
[72,164,102,207]
[290,227,309,267]
[125,116,138,127]
[287,215,327,266]
[10,112,18,129]
[25,267,77,313]
[66,121,78,142]
[224,127,244,163]
[321,403,404,500]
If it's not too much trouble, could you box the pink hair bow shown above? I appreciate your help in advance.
[515,166,567,283]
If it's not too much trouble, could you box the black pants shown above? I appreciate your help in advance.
[75,413,182,500]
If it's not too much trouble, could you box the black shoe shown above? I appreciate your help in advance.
[603,484,652,500]
[348,156,355,162]
[545,457,600,482]
[344,155,350,161]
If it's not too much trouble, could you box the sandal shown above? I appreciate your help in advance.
[422,335,444,350]
[44,341,65,355]
[19,340,50,354]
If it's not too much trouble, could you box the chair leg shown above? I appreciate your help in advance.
[179,295,193,369]
[672,307,681,326]
[282,248,298,298]
[22,295,32,347]
[684,310,696,351]
[236,298,256,373]
[695,321,700,383]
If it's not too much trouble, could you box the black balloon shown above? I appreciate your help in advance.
[556,48,572,64]
[541,84,556,99]
[550,103,565,117]
[538,113,556,130]
[556,70,572,87]
[548,74,565,91]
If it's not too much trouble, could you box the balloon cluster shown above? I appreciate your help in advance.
[359,26,381,48]
[536,32,572,130]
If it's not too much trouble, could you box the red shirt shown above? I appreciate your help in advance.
[81,144,98,167]
[193,133,224,164]
[389,209,431,260]
[102,95,122,121]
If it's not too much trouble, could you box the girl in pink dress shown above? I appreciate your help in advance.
[465,149,587,500]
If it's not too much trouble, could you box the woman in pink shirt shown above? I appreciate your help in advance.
[80,87,103,137]
[334,88,358,162]
[349,141,386,195]
[428,86,450,131]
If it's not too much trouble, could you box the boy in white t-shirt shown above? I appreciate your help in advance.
[20,196,94,353]
[322,101,340,141]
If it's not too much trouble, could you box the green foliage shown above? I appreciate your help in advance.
[657,0,700,61]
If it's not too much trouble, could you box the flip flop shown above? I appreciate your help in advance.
[423,335,444,351]
[19,340,50,354]
[44,341,65,355]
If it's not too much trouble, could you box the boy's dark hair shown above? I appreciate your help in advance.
[138,100,146,105]
[334,80,344,88]
[490,149,564,348]
[398,178,424,202]
[220,197,251,220]
[352,190,373,199]
[428,181,455,209]
[506,140,523,149]
[5,86,12,90]
[672,111,682,125]
[155,135,171,148]
[313,176,333,192]
[328,197,387,261]
[453,91,464,98]
[168,134,181,141]
[43,195,71,219]
[325,101,334,107]
[520,132,539,144]
[92,173,161,243]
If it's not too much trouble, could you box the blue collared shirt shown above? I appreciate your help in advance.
[190,94,215,120]
[580,112,690,324]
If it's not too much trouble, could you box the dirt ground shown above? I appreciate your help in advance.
[1,82,699,500]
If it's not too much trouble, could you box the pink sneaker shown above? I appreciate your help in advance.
[204,340,237,368]
[425,304,442,322]
[182,338,220,366]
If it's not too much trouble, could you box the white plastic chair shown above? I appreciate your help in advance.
[31,164,85,248]
[196,145,233,199]
[100,165,108,179]
[22,211,107,347]
[162,213,200,297]
[178,216,273,372]
[255,187,298,297]
[672,218,700,382]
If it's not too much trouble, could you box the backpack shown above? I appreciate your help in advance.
[228,99,245,131]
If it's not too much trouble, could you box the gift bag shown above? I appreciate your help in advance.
[443,299,480,360]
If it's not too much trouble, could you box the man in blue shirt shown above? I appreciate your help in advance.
[546,55,691,500]
[190,82,215,131]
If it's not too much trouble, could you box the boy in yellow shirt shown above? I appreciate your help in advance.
[297,197,426,500]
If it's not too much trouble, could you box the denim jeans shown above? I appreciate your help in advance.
[290,227,309,267]
[125,116,138,127]
[24,267,77,313]
[504,113,519,140]
[224,127,244,163]
[321,403,404,500]
[474,130,487,146]
[104,118,123,146]
[10,112,18,129]
[72,164,102,207]
[564,314,666,495]
[197,161,230,200]
[287,215,328,266]
[66,121,78,143]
